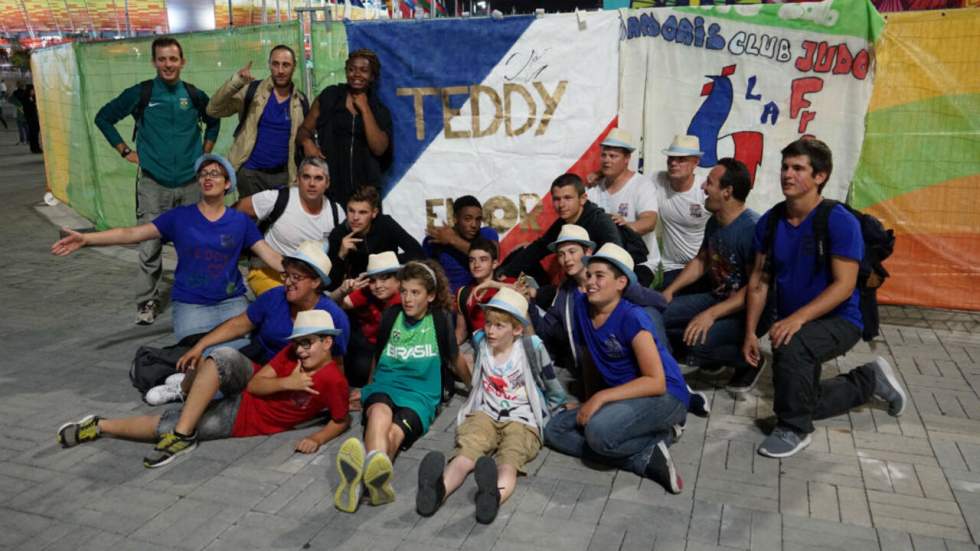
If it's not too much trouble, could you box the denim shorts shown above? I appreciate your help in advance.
[172,296,249,342]
[156,347,254,440]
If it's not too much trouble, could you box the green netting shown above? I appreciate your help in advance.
[310,19,348,100]
[33,22,303,230]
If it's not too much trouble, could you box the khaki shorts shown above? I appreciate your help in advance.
[246,265,283,297]
[455,411,541,473]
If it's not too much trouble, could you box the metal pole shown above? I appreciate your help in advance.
[262,0,267,24]
[124,0,132,36]
[228,0,234,26]
[276,0,281,22]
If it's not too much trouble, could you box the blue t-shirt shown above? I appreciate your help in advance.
[245,286,350,362]
[754,204,863,329]
[243,94,291,170]
[702,208,759,299]
[423,226,499,293]
[153,205,262,305]
[572,294,689,408]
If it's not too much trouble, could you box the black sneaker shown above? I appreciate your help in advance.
[644,441,683,494]
[687,386,710,417]
[473,456,501,524]
[136,300,160,325]
[57,415,101,448]
[416,451,447,517]
[726,357,767,394]
[143,431,197,468]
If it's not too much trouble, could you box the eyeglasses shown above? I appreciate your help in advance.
[199,170,226,180]
[280,271,310,283]
[294,337,322,350]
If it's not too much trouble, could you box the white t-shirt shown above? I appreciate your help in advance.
[655,171,709,271]
[587,171,661,268]
[252,187,345,257]
[476,340,535,428]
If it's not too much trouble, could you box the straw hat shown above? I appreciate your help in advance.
[362,251,401,277]
[284,240,332,285]
[661,135,704,157]
[583,243,637,285]
[287,309,342,339]
[601,128,636,152]
[480,287,530,326]
[548,224,596,252]
[194,153,238,195]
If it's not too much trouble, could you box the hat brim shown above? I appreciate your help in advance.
[661,147,704,157]
[288,326,342,340]
[283,251,331,286]
[547,236,597,252]
[600,139,636,152]
[479,301,529,327]
[582,254,638,285]
[361,266,400,278]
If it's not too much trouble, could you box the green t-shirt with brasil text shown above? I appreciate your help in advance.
[362,311,442,433]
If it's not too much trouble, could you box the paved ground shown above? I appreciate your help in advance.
[3,125,980,551]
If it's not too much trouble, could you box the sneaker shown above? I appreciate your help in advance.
[871,357,907,417]
[57,415,101,448]
[144,379,184,406]
[363,450,395,506]
[757,427,811,458]
[143,431,197,468]
[671,422,685,443]
[698,364,727,376]
[644,440,683,494]
[687,385,710,417]
[164,373,186,387]
[726,356,767,394]
[473,456,501,524]
[136,300,160,325]
[334,437,366,513]
[416,451,447,517]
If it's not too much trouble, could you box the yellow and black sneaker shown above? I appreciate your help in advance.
[57,415,101,448]
[363,450,395,506]
[143,431,198,469]
[334,437,366,513]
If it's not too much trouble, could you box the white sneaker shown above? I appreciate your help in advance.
[164,373,186,387]
[144,380,184,406]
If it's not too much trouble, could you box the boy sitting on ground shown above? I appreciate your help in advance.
[416,288,567,523]
[57,310,350,468]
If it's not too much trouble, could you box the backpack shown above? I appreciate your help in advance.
[129,333,206,394]
[257,186,340,235]
[374,307,457,406]
[131,79,208,140]
[233,80,310,139]
[763,199,895,341]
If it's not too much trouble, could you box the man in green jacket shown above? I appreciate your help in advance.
[95,37,220,325]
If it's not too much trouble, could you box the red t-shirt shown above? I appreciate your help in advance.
[231,346,349,437]
[458,277,517,334]
[348,288,401,345]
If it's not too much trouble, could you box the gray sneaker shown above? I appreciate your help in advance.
[758,428,811,458]
[871,357,907,417]
[136,300,159,325]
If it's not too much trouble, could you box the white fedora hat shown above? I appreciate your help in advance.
[362,251,401,277]
[548,224,596,252]
[479,287,530,326]
[287,309,342,339]
[661,135,704,157]
[583,243,637,285]
[283,240,332,286]
[601,128,636,152]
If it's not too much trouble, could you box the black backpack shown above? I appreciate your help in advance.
[233,80,310,139]
[763,199,895,341]
[257,186,340,235]
[132,79,208,140]
[373,307,457,406]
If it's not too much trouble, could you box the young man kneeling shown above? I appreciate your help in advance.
[57,310,350,468]
[416,288,567,523]
[544,244,690,493]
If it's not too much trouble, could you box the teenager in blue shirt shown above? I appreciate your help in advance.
[544,243,689,494]
[52,154,283,343]
[743,139,907,458]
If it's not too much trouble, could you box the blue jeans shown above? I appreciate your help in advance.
[644,306,669,353]
[544,395,687,476]
[664,292,752,369]
[172,296,249,344]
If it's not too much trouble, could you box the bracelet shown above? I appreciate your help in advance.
[120,146,132,158]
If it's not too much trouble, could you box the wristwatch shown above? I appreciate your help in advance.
[120,145,132,158]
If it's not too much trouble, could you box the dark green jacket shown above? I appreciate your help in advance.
[95,77,220,187]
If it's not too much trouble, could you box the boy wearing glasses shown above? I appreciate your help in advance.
[56,311,350,468]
